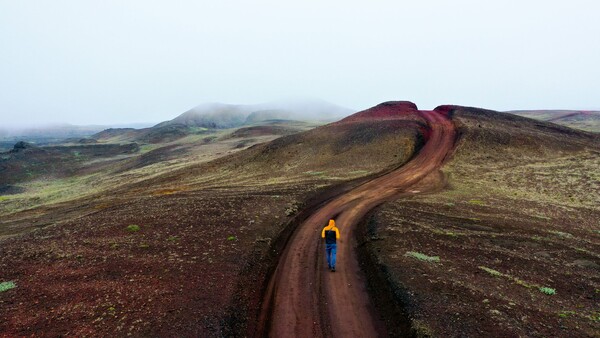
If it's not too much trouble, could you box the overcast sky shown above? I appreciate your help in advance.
[1,0,599,126]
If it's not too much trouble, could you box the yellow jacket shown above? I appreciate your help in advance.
[321,219,340,243]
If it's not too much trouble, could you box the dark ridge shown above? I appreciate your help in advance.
[139,124,193,144]
[93,128,136,137]
[0,185,26,195]
[228,125,301,139]
[434,104,502,117]
[450,105,599,140]
[10,141,37,152]
[433,104,458,117]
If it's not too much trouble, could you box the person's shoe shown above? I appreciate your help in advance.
[331,267,336,272]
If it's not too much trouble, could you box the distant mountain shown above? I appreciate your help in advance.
[0,123,156,139]
[0,123,156,152]
[0,124,106,139]
[156,99,354,129]
[507,110,600,132]
[155,103,248,129]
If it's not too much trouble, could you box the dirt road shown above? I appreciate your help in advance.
[257,107,458,337]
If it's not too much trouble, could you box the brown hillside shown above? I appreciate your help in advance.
[134,102,428,194]
[508,110,600,133]
[362,105,600,337]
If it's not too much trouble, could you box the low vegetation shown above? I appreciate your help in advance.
[0,281,16,292]
[125,225,140,232]
[405,251,441,263]
[479,266,502,277]
[539,287,556,295]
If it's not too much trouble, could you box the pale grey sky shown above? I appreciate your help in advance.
[1,0,599,126]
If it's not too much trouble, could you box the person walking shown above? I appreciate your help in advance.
[321,219,340,272]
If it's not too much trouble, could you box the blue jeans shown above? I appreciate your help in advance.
[326,243,337,269]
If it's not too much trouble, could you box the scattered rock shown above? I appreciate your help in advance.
[255,237,271,244]
[490,309,502,316]
[458,223,494,232]
[285,204,299,216]
[534,251,552,259]
[573,259,599,270]
[10,141,36,153]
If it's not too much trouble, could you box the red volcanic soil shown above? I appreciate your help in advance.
[0,187,312,337]
[339,101,420,123]
[257,102,458,337]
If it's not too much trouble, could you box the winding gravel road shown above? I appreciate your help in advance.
[257,107,457,337]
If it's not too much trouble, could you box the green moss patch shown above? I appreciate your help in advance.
[0,281,16,292]
[405,251,440,263]
[125,224,141,232]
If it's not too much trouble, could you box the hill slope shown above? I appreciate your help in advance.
[0,120,317,232]
[508,110,600,132]
[156,99,354,129]
[362,105,600,337]
[91,99,354,144]
[0,102,422,336]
